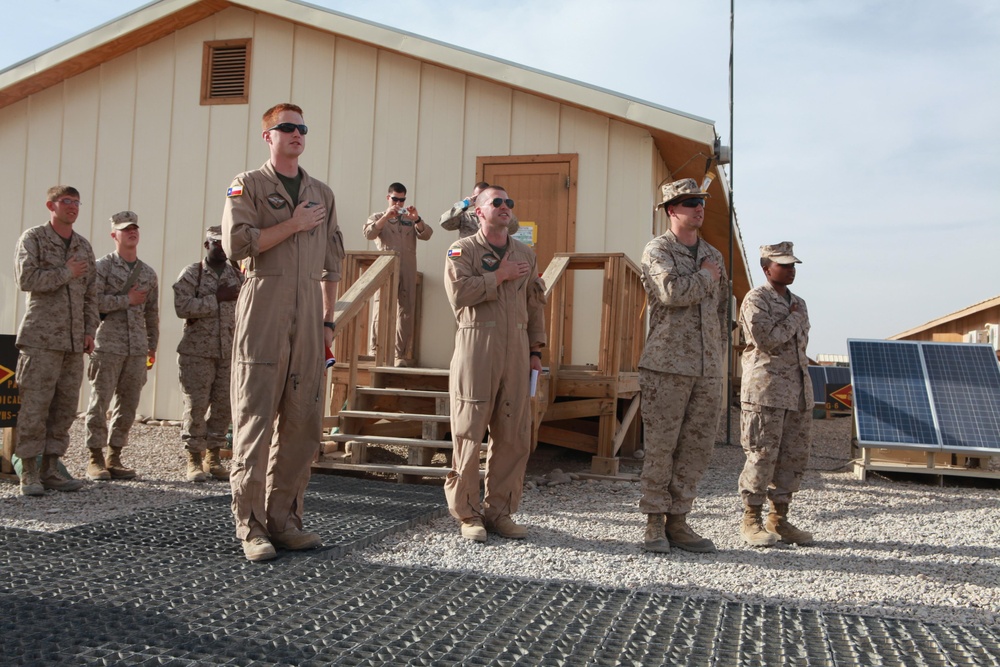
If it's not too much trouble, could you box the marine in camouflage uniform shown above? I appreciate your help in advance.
[84,211,159,481]
[363,183,433,366]
[13,186,98,496]
[173,226,244,482]
[438,181,519,238]
[639,178,728,554]
[738,242,814,547]
[444,186,546,543]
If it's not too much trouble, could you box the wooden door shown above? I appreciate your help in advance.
[478,154,577,365]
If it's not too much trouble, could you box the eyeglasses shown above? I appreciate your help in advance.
[390,196,406,203]
[678,198,705,208]
[55,198,82,206]
[265,123,308,135]
[490,198,515,209]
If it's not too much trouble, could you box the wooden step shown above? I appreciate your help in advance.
[323,434,454,448]
[340,409,451,423]
[312,461,481,478]
[356,387,450,399]
[371,366,450,377]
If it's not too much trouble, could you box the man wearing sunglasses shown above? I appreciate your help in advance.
[438,181,519,238]
[222,103,345,562]
[737,242,814,547]
[444,186,546,542]
[363,183,433,367]
[638,178,728,555]
[12,186,98,495]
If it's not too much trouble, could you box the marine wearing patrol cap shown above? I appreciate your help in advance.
[656,178,710,209]
[759,242,802,264]
[110,211,139,230]
[205,225,223,242]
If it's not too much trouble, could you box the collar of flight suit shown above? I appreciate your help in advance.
[259,160,316,209]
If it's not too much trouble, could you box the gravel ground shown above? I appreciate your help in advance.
[2,410,998,629]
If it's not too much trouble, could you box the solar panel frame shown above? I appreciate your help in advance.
[848,339,1000,453]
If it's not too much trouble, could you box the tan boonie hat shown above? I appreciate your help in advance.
[110,211,139,230]
[760,242,802,264]
[656,178,710,209]
[205,226,223,242]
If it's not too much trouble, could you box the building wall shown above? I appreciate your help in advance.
[894,306,1000,343]
[1,7,679,419]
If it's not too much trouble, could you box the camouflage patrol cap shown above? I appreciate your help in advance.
[656,178,710,208]
[110,211,139,230]
[760,242,801,264]
[205,226,223,242]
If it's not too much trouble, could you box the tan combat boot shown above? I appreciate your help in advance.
[186,451,209,483]
[486,515,527,539]
[460,518,487,543]
[18,455,44,496]
[642,513,670,553]
[741,503,777,547]
[766,502,813,545]
[202,448,230,480]
[86,448,111,481]
[665,513,717,553]
[270,526,322,551]
[106,447,136,479]
[40,454,84,492]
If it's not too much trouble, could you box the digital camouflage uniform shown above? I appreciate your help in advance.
[14,223,99,458]
[638,229,728,516]
[223,161,344,542]
[85,252,159,451]
[738,283,813,505]
[443,230,546,524]
[438,201,519,238]
[173,258,244,453]
[363,211,432,363]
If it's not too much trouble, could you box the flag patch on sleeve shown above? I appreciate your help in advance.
[227,184,244,198]
[447,247,462,258]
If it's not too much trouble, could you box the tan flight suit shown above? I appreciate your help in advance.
[223,161,344,542]
[13,223,99,458]
[438,202,519,238]
[173,259,244,453]
[738,284,813,505]
[363,212,433,363]
[443,230,546,523]
[85,253,159,451]
[638,230,728,515]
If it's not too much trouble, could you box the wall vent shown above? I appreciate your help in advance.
[201,39,251,105]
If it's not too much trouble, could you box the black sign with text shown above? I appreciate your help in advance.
[0,334,20,427]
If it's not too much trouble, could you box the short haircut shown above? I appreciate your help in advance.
[473,181,490,191]
[262,103,304,130]
[475,186,506,206]
[47,185,80,202]
[388,182,407,195]
[760,257,773,269]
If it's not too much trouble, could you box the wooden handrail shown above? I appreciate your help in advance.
[331,254,398,329]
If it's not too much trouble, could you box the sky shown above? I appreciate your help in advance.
[3,0,999,356]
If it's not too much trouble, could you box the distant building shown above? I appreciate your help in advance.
[890,295,1000,352]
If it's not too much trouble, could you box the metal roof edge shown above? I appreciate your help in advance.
[888,294,1000,340]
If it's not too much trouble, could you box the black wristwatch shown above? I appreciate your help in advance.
[323,321,335,331]
[530,350,542,359]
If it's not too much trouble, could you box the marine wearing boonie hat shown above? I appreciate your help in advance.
[656,178,710,209]
[110,211,139,230]
[759,242,801,264]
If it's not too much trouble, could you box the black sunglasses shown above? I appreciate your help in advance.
[490,198,515,209]
[678,198,705,208]
[390,196,406,203]
[266,123,309,135]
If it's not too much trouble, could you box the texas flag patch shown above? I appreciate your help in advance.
[447,247,462,258]
[227,184,244,198]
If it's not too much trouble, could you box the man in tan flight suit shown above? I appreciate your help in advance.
[438,181,519,238]
[444,186,546,542]
[13,185,97,495]
[639,178,728,554]
[738,242,814,547]
[363,182,433,366]
[85,211,159,481]
[223,102,344,562]
[173,226,244,483]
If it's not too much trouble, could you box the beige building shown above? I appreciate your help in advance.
[0,0,750,420]
[890,296,1000,351]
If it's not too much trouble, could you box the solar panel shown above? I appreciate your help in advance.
[848,339,1000,453]
[808,366,853,405]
